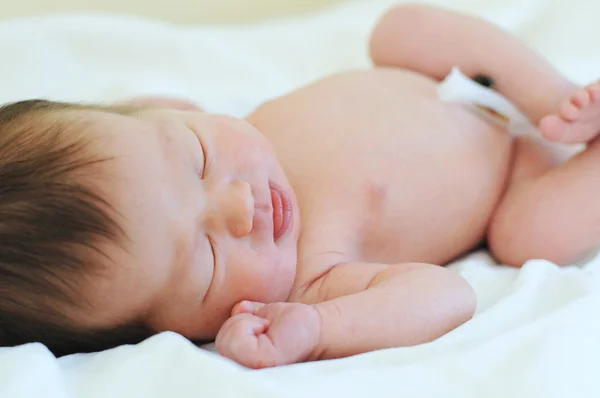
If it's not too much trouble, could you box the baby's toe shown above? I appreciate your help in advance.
[540,114,569,141]
[559,101,580,122]
[588,83,600,102]
[571,89,591,108]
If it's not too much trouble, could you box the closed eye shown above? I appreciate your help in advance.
[202,235,217,304]
[207,235,217,266]
[188,125,207,179]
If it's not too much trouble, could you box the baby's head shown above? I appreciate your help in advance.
[0,100,300,356]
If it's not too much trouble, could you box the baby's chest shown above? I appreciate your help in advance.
[259,70,493,186]
[286,109,509,265]
[251,70,513,264]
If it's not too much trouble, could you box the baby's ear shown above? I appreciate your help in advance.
[116,96,204,111]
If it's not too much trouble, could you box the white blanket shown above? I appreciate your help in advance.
[1,0,600,397]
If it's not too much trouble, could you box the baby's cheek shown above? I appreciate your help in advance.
[226,246,295,305]
[227,255,272,299]
[224,255,263,295]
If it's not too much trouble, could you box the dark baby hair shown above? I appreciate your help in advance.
[0,99,153,357]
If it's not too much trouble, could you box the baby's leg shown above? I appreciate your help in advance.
[370,4,576,124]
[488,134,600,266]
[487,92,600,266]
[489,84,600,265]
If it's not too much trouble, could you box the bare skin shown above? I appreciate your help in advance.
[80,5,600,368]
[540,82,600,143]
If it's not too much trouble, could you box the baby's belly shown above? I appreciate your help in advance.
[249,69,515,265]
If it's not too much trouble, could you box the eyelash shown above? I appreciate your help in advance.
[202,148,209,179]
[207,235,217,268]
[196,157,206,179]
[190,128,207,179]
[201,235,217,304]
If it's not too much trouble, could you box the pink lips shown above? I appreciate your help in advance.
[269,182,292,241]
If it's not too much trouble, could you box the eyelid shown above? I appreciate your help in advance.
[207,235,217,265]
[189,125,208,178]
[202,236,217,304]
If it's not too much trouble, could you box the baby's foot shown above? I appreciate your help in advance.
[539,82,600,143]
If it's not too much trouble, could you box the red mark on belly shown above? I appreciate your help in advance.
[366,181,388,212]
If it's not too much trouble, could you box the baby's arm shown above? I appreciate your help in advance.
[216,262,475,367]
[370,4,576,124]
[304,262,475,359]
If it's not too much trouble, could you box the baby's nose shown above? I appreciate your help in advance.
[209,179,254,238]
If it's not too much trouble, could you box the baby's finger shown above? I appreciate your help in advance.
[216,314,258,346]
[236,316,270,336]
[216,314,272,360]
[232,300,266,316]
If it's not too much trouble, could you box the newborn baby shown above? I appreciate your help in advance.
[1,5,599,368]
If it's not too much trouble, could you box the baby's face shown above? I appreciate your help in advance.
[75,108,300,340]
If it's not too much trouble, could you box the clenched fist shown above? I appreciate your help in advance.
[215,301,321,368]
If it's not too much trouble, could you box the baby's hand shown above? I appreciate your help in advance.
[215,301,321,369]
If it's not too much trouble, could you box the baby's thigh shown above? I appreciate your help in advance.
[488,135,592,266]
[507,135,577,186]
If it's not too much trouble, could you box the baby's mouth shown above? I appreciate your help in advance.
[269,181,292,242]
